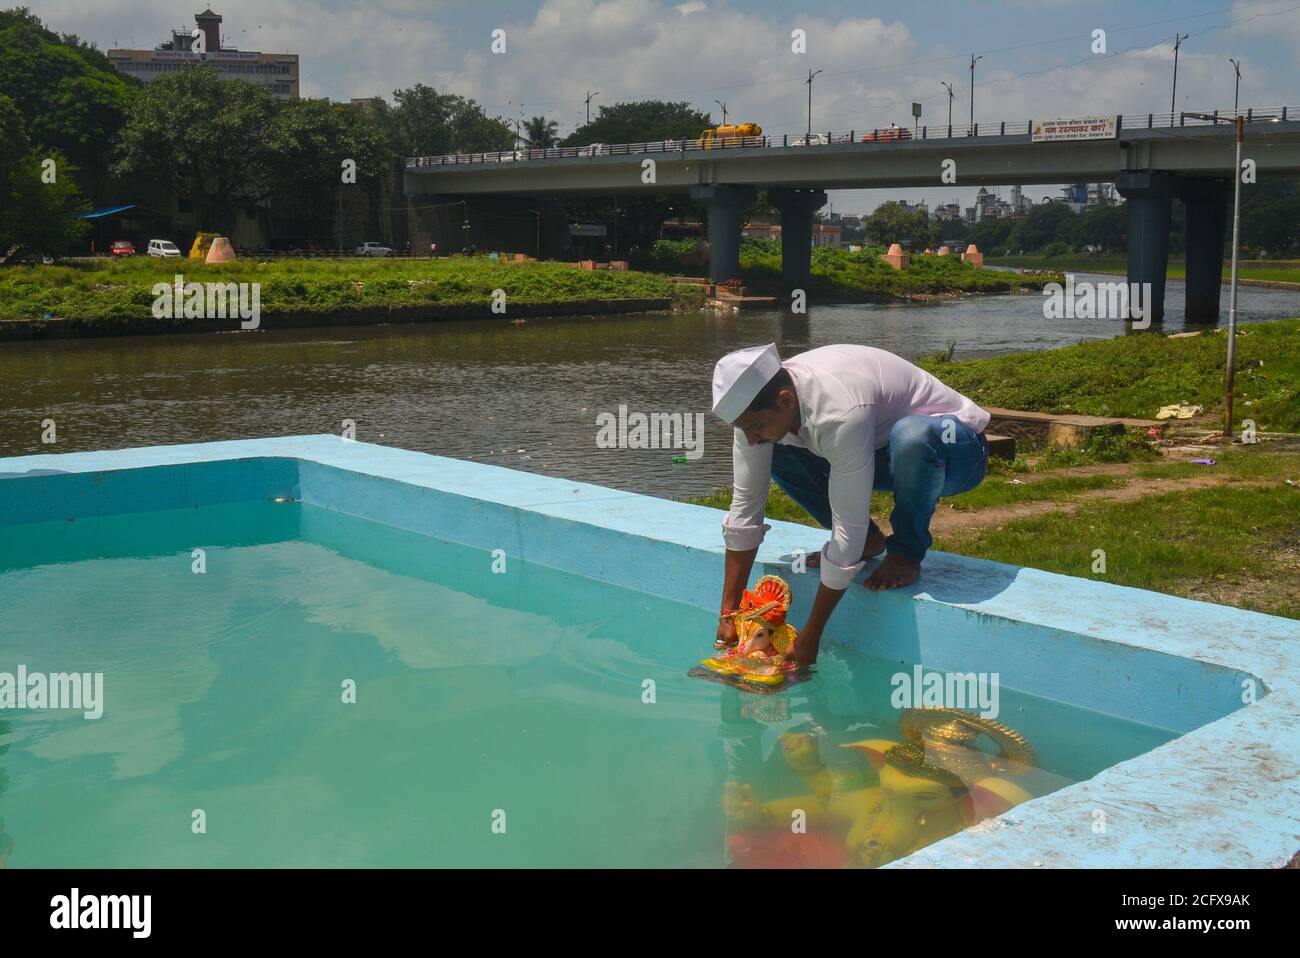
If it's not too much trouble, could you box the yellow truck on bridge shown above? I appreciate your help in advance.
[699,123,763,149]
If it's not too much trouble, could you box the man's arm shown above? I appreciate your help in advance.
[790,409,876,664]
[717,430,774,642]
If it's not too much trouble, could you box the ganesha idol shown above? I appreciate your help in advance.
[694,575,801,690]
[725,707,1041,868]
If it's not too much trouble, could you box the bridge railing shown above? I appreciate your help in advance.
[403,106,1294,169]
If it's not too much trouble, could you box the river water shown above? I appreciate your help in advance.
[2,273,1296,498]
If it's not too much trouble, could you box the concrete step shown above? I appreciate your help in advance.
[985,433,1016,460]
[984,406,1162,449]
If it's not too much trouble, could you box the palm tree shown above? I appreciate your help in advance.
[524,115,559,148]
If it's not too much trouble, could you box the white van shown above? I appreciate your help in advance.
[147,239,182,258]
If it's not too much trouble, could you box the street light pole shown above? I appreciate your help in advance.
[806,69,823,140]
[715,99,728,126]
[940,81,954,128]
[585,91,599,126]
[968,55,983,130]
[1171,34,1188,114]
[1185,110,1280,437]
[1224,115,1243,437]
[1229,58,1242,112]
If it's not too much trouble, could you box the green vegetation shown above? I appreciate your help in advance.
[968,178,1300,259]
[862,201,941,250]
[114,70,388,240]
[0,257,704,326]
[988,253,1300,285]
[0,8,137,172]
[0,93,88,254]
[643,239,1060,298]
[935,480,1300,619]
[916,318,1300,432]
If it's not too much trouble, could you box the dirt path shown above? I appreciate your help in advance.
[930,473,1273,535]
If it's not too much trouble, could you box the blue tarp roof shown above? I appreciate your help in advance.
[76,204,138,220]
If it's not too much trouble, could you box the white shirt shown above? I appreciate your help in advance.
[722,345,990,590]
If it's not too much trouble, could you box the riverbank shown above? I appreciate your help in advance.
[987,254,1300,288]
[915,317,1300,431]
[686,320,1300,619]
[638,242,1064,301]
[0,257,703,339]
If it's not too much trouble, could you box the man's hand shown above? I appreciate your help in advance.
[715,615,738,649]
[786,622,822,667]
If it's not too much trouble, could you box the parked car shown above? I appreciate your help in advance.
[109,240,136,258]
[354,241,393,257]
[147,239,182,258]
[861,126,912,142]
[577,143,610,157]
[788,133,830,146]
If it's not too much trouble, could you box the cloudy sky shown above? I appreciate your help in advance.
[30,0,1300,212]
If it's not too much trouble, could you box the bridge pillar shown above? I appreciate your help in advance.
[1115,171,1179,325]
[1179,178,1230,324]
[691,184,755,284]
[768,187,828,289]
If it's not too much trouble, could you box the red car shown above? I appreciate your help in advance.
[110,240,136,258]
[862,127,912,142]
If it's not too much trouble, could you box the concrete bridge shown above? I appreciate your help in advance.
[404,107,1300,322]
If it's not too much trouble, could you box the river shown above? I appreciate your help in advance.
[2,273,1296,498]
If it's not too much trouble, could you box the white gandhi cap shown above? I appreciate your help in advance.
[711,343,782,425]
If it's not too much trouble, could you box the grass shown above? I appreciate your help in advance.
[638,241,1063,299]
[987,254,1300,284]
[915,317,1300,432]
[934,481,1299,619]
[0,256,705,324]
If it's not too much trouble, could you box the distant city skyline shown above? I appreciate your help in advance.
[26,0,1300,212]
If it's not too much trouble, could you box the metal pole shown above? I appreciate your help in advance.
[1171,34,1188,114]
[585,91,599,125]
[806,69,822,140]
[715,99,728,126]
[940,82,954,128]
[1224,116,1243,437]
[1229,58,1241,112]
[969,55,982,130]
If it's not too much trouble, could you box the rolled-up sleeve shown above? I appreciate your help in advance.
[818,408,876,590]
[722,428,773,551]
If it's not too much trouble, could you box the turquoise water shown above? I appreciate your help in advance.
[0,501,1177,867]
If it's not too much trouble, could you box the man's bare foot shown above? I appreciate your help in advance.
[865,553,920,591]
[804,529,886,568]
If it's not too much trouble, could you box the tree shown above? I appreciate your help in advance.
[0,7,137,175]
[1073,203,1125,252]
[1007,201,1078,252]
[112,66,278,235]
[863,201,939,250]
[965,217,1014,253]
[263,97,388,235]
[524,115,559,148]
[562,100,712,146]
[372,83,514,157]
[1240,177,1300,255]
[0,93,88,254]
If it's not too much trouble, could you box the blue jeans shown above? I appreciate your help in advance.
[770,415,988,565]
